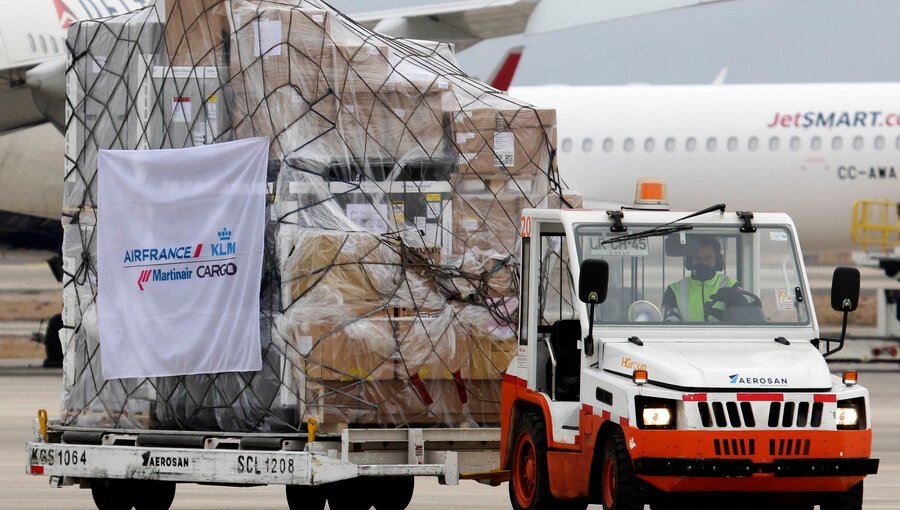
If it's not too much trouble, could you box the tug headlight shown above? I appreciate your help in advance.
[635,396,677,429]
[642,407,673,427]
[836,397,866,430]
[835,407,858,427]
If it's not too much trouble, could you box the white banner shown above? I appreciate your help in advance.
[97,138,269,380]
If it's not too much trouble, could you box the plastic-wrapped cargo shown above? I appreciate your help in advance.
[62,0,564,431]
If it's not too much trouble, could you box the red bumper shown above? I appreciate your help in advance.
[623,428,877,492]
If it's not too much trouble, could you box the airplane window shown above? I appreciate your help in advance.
[664,137,676,152]
[644,138,655,152]
[623,138,634,152]
[874,135,885,150]
[706,137,717,152]
[832,136,843,151]
[50,37,58,53]
[603,138,614,152]
[685,137,697,152]
[27,35,36,53]
[853,136,864,151]
[727,137,738,152]
[811,136,822,151]
[582,138,594,153]
[561,138,573,153]
[39,36,48,54]
[748,137,759,151]
[790,136,801,151]
[768,136,780,151]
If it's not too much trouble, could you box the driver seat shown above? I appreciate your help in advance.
[545,319,582,401]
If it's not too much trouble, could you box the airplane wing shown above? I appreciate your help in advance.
[352,0,729,51]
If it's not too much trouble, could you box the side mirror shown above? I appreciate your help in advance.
[819,266,860,358]
[831,267,860,312]
[579,259,608,358]
[579,259,609,304]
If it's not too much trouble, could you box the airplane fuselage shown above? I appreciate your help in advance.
[513,82,900,252]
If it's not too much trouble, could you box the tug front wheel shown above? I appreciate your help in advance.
[820,482,864,510]
[600,430,643,510]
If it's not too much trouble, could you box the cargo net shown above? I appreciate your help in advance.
[61,0,579,431]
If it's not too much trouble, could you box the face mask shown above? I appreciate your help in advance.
[692,265,717,282]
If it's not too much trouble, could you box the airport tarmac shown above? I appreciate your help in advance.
[2,368,898,510]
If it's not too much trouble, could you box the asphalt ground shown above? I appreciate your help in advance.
[2,367,898,510]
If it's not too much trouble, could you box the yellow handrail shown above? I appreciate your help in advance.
[852,200,900,251]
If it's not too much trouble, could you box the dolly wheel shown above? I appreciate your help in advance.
[372,477,415,510]
[327,479,373,510]
[286,484,326,510]
[133,481,176,510]
[90,479,134,510]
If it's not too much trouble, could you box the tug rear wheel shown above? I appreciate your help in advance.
[508,412,586,510]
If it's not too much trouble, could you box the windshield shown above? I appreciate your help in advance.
[574,225,811,326]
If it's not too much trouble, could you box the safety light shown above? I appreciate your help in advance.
[633,178,669,210]
[633,369,648,385]
[842,371,858,386]
[642,407,673,427]
[835,406,859,428]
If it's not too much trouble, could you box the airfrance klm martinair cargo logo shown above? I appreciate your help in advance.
[124,227,237,291]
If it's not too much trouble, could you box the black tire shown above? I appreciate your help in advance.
[132,481,176,510]
[327,479,373,510]
[43,314,63,368]
[286,484,326,510]
[371,477,415,510]
[599,430,643,510]
[508,412,587,510]
[90,479,134,510]
[820,482,864,510]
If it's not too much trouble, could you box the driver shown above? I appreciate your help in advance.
[662,235,738,321]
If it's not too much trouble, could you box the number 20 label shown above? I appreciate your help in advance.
[520,216,532,238]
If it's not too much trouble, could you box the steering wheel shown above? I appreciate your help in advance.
[704,287,764,322]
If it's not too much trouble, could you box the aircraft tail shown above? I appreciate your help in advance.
[487,45,524,91]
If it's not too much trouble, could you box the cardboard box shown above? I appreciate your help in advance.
[453,107,556,177]
[294,316,397,381]
[142,65,232,149]
[393,315,470,380]
[451,186,531,255]
[280,229,402,307]
[324,180,454,259]
[454,304,518,379]
[229,5,341,158]
[165,0,229,66]
[338,79,451,164]
[468,332,517,380]
[548,189,584,210]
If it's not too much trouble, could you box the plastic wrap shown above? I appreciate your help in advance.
[63,0,564,431]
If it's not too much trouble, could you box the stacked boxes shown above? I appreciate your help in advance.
[63,0,564,431]
[454,107,557,177]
